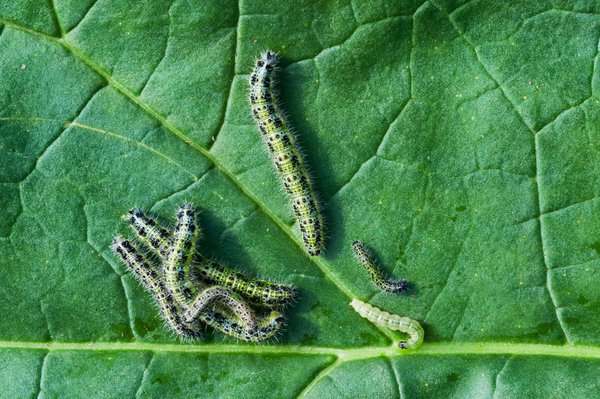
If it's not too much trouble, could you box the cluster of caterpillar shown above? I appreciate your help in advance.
[112,204,296,342]
[112,50,426,348]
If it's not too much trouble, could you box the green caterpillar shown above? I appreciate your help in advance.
[199,307,284,343]
[193,255,297,307]
[125,207,297,307]
[164,204,199,305]
[111,236,202,339]
[352,241,407,293]
[350,299,423,349]
[249,50,325,256]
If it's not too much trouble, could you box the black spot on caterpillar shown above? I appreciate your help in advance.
[352,241,408,293]
[249,50,325,256]
[350,299,424,349]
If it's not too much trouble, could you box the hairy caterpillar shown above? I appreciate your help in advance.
[194,255,297,307]
[182,285,256,331]
[352,241,407,293]
[350,299,423,349]
[249,50,325,256]
[111,236,202,339]
[125,207,297,307]
[165,204,200,304]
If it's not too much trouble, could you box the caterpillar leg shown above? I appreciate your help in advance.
[111,236,202,339]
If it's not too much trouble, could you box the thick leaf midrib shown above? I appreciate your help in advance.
[3,340,600,360]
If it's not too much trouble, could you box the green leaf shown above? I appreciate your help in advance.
[2,0,600,397]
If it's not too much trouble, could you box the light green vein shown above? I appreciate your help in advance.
[3,341,600,360]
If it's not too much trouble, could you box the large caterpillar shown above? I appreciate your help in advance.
[126,207,297,307]
[249,50,325,256]
[350,299,423,349]
[352,241,407,293]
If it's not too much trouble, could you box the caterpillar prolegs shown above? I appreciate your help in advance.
[249,51,325,256]
[350,299,424,349]
[125,206,297,307]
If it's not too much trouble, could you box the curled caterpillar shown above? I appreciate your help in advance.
[199,307,285,343]
[125,207,297,307]
[182,285,256,331]
[111,236,202,339]
[350,299,423,349]
[352,241,407,293]
[249,50,325,256]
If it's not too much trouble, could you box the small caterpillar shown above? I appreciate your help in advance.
[182,285,256,331]
[350,299,423,349]
[111,236,202,339]
[165,204,200,304]
[249,50,325,256]
[125,207,297,307]
[352,241,407,293]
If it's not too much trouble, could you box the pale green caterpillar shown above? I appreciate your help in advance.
[111,236,202,339]
[126,207,297,307]
[249,50,325,256]
[352,241,407,293]
[350,299,424,349]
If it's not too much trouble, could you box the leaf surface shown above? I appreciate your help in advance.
[2,0,600,397]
